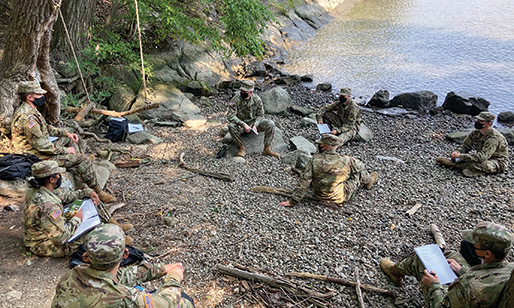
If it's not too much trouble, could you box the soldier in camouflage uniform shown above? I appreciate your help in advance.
[436,111,509,177]
[316,88,362,145]
[380,222,514,308]
[279,134,378,207]
[23,161,116,257]
[227,80,280,157]
[51,224,195,308]
[11,81,116,203]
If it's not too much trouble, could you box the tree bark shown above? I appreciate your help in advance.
[0,0,61,135]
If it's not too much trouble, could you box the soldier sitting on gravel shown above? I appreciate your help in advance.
[435,111,509,177]
[227,80,280,158]
[52,224,195,308]
[279,134,378,207]
[380,222,514,308]
[11,81,116,203]
[316,88,362,145]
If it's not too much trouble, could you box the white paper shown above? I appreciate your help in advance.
[49,136,59,142]
[414,244,457,285]
[317,124,331,134]
[66,199,101,243]
[109,117,126,122]
[128,123,144,133]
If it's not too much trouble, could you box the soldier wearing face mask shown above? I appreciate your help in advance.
[436,111,509,177]
[316,88,362,145]
[227,80,280,158]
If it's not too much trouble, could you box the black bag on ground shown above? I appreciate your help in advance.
[0,153,41,180]
[105,117,129,142]
[69,244,146,268]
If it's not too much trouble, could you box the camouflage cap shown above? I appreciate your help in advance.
[316,134,343,146]
[339,88,351,96]
[31,161,65,178]
[475,111,495,122]
[240,80,255,92]
[85,224,126,269]
[18,81,47,94]
[462,222,513,253]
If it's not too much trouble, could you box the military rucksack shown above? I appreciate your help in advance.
[0,153,41,180]
[105,117,129,142]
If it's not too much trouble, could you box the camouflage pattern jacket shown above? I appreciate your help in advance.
[455,128,509,171]
[316,99,362,134]
[426,261,514,308]
[23,186,91,257]
[291,150,355,205]
[11,102,68,158]
[227,93,264,127]
[51,262,194,308]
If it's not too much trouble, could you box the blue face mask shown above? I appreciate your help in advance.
[33,95,46,107]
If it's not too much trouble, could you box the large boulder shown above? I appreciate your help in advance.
[131,83,206,129]
[274,75,301,86]
[185,80,214,97]
[109,85,136,112]
[316,83,332,92]
[127,132,163,145]
[260,86,292,114]
[498,111,514,123]
[354,124,373,142]
[290,105,315,116]
[222,128,288,158]
[367,90,390,108]
[496,128,514,145]
[442,92,490,115]
[289,136,316,154]
[389,91,437,111]
[446,130,473,143]
[282,150,312,171]
[246,61,267,77]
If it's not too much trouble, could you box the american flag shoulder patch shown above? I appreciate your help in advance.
[27,121,36,129]
[143,294,154,308]
[50,209,62,219]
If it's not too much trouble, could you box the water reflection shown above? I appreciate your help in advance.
[282,0,514,113]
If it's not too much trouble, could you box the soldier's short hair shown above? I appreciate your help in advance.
[462,222,513,253]
[85,224,126,270]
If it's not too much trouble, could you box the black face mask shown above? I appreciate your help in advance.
[33,96,46,107]
[339,96,347,104]
[474,121,485,129]
[241,92,250,100]
[460,240,482,267]
[54,174,62,189]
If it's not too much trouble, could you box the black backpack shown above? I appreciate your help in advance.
[0,153,41,180]
[105,117,129,142]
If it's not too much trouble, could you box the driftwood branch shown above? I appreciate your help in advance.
[66,103,160,118]
[74,101,96,122]
[430,223,446,250]
[178,153,234,182]
[354,268,365,308]
[286,272,396,297]
[251,186,353,214]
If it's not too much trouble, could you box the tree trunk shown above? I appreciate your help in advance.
[0,0,61,136]
[50,0,95,61]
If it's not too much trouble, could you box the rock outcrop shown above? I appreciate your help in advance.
[442,92,490,115]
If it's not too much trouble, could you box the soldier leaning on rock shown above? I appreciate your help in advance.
[380,222,514,308]
[51,224,195,308]
[436,111,509,177]
[279,134,378,207]
[11,81,116,203]
[227,80,280,158]
[316,88,362,145]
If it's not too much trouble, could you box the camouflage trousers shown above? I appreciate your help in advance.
[455,159,504,174]
[343,159,372,202]
[31,202,111,258]
[229,119,275,147]
[50,137,97,187]
[322,112,358,145]
[396,251,468,306]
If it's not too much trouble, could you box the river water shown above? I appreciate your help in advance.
[282,0,514,114]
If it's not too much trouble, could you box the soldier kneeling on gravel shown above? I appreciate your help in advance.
[380,222,514,308]
[436,111,509,177]
[279,134,378,207]
[52,224,195,308]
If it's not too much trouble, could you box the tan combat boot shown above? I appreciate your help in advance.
[435,157,456,167]
[92,184,116,203]
[380,258,404,286]
[262,145,280,157]
[125,235,133,245]
[364,172,379,190]
[107,217,134,233]
[236,145,246,157]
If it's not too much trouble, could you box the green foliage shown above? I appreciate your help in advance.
[270,0,302,16]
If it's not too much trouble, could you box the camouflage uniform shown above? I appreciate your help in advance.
[316,89,362,145]
[23,161,111,257]
[393,222,514,308]
[454,127,509,173]
[227,92,275,148]
[52,224,194,308]
[11,101,99,187]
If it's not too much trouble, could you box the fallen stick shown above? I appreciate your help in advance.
[354,268,365,308]
[405,202,422,216]
[251,186,353,214]
[66,103,160,118]
[153,174,198,185]
[74,100,95,122]
[430,223,446,250]
[179,153,234,182]
[227,231,259,246]
[115,160,141,168]
[286,272,396,297]
[80,131,111,143]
